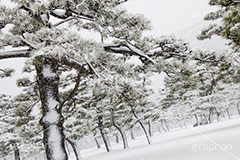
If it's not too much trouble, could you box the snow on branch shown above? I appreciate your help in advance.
[150,48,188,60]
[104,43,156,64]
[84,56,102,78]
[0,49,31,60]
[18,36,45,50]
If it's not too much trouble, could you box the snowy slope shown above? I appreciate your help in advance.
[75,117,240,160]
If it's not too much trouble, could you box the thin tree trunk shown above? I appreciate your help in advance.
[161,121,167,132]
[115,134,119,144]
[208,108,213,123]
[158,126,161,133]
[131,108,151,145]
[66,138,81,160]
[35,57,68,160]
[111,115,129,149]
[94,137,101,149]
[93,131,101,149]
[165,121,170,132]
[214,107,221,122]
[130,130,135,140]
[105,129,111,147]
[11,141,20,160]
[203,114,209,124]
[226,108,231,119]
[179,121,183,128]
[194,114,199,126]
[98,116,111,152]
[237,106,240,116]
[148,120,153,137]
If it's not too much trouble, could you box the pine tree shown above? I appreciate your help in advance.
[198,0,240,50]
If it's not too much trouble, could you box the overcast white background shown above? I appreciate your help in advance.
[0,0,228,96]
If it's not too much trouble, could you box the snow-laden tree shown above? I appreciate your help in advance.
[161,48,240,125]
[13,89,44,159]
[0,94,21,160]
[0,73,44,159]
[0,0,205,159]
[198,0,240,50]
[0,1,153,159]
[190,50,240,122]
[0,94,42,160]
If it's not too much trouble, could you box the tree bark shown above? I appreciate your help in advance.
[35,57,68,160]
[92,131,101,149]
[203,114,209,124]
[66,138,81,160]
[97,116,111,152]
[148,120,153,137]
[226,108,231,119]
[95,137,101,149]
[130,130,135,140]
[131,108,151,145]
[161,120,168,132]
[194,114,199,126]
[111,115,129,149]
[208,107,213,123]
[115,134,119,144]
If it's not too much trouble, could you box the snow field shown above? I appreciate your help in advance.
[73,116,240,160]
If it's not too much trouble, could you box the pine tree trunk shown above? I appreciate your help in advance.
[148,120,153,137]
[35,57,68,160]
[130,130,135,140]
[158,126,161,133]
[112,116,129,149]
[11,141,20,160]
[208,108,213,123]
[203,114,209,124]
[93,131,101,149]
[66,138,81,160]
[98,116,111,152]
[237,106,240,116]
[194,114,199,126]
[131,108,151,145]
[165,121,170,132]
[226,108,231,119]
[115,134,119,144]
[161,121,167,132]
[94,137,101,149]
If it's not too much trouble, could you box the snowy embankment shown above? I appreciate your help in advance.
[74,117,240,160]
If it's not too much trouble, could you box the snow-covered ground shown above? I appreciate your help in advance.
[69,116,240,160]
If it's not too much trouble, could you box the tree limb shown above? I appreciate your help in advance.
[104,43,156,64]
[0,49,31,60]
[61,72,82,106]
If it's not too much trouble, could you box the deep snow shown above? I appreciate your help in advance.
[69,116,240,160]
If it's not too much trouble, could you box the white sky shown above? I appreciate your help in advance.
[0,0,228,96]
[123,0,228,49]
[124,0,213,35]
